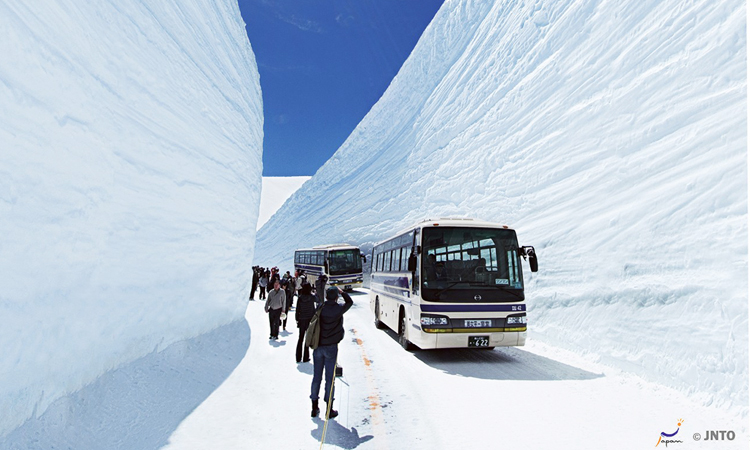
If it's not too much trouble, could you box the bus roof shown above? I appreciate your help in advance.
[375,218,515,247]
[295,244,360,252]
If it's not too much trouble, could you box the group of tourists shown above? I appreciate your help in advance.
[251,266,300,336]
[249,265,353,420]
[250,266,295,300]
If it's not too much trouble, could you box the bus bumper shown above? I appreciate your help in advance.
[415,330,526,349]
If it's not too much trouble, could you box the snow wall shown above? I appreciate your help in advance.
[255,0,747,413]
[0,0,263,436]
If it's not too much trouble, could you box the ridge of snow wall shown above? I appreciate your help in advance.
[255,0,747,413]
[0,0,263,435]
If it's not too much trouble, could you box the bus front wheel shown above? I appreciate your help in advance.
[374,298,385,329]
[399,310,415,351]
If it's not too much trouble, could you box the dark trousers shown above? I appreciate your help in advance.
[268,308,282,338]
[310,344,338,403]
[296,318,311,362]
[259,286,266,299]
[250,281,258,299]
[283,296,292,329]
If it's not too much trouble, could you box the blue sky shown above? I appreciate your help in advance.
[237,0,444,176]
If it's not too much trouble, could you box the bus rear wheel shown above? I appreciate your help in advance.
[398,310,415,351]
[374,298,385,329]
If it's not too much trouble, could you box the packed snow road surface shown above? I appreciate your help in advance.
[162,289,745,450]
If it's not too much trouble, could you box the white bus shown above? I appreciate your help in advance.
[294,244,366,291]
[370,218,538,350]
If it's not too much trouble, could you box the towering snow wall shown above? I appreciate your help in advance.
[0,0,263,435]
[255,0,747,412]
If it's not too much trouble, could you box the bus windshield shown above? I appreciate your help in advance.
[421,227,524,302]
[328,249,362,275]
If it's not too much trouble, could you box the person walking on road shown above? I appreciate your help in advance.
[270,267,280,286]
[249,266,259,300]
[309,286,353,419]
[295,282,316,363]
[265,280,286,340]
[295,271,304,298]
[281,279,294,331]
[258,272,268,300]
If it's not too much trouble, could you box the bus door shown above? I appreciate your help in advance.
[410,228,420,297]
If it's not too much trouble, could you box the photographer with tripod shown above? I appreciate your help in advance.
[309,286,352,419]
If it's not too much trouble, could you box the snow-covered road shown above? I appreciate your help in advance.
[162,289,746,450]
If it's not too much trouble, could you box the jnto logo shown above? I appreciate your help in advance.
[656,418,684,447]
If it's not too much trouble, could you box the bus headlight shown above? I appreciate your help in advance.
[506,315,527,325]
[420,315,449,326]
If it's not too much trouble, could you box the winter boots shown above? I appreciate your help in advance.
[326,402,338,419]
[311,400,338,419]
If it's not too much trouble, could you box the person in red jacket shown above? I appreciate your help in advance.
[309,286,352,419]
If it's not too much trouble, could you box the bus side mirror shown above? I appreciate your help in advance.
[361,254,367,264]
[520,246,538,272]
[408,254,417,272]
[529,252,538,272]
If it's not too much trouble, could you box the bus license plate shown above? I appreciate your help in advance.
[469,336,490,347]
[345,285,352,290]
[464,320,492,328]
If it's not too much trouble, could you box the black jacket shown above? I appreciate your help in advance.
[318,291,353,346]
[296,294,317,322]
[285,287,294,309]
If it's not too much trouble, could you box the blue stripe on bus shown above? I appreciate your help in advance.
[294,265,362,278]
[371,286,412,305]
[371,284,410,299]
[294,264,324,275]
[371,274,411,299]
[371,274,409,289]
[420,304,526,312]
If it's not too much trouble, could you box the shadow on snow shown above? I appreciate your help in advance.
[311,417,374,449]
[375,326,601,381]
[413,345,603,381]
[1,319,250,450]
